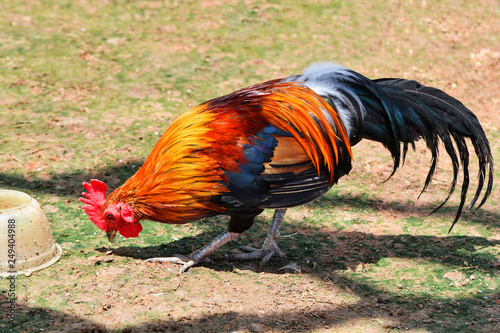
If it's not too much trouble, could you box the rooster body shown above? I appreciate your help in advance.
[81,63,493,272]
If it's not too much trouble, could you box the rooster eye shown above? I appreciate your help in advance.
[106,214,115,220]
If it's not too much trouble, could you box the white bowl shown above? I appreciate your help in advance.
[0,190,62,276]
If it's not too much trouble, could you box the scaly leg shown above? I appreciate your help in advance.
[226,208,287,266]
[146,231,240,273]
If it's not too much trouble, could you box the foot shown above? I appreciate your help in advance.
[226,208,288,267]
[146,255,207,273]
[226,243,286,266]
[145,231,240,273]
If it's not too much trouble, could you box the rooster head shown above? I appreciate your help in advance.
[80,179,143,242]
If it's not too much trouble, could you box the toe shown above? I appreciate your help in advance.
[259,250,274,267]
[239,246,260,253]
[145,255,190,265]
[225,251,264,261]
[179,260,196,273]
[274,246,286,258]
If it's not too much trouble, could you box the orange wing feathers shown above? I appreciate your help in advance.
[257,82,352,182]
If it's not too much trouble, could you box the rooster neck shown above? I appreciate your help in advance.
[104,104,232,223]
[106,176,224,224]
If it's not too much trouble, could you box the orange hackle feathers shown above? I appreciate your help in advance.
[106,104,230,224]
[104,79,352,223]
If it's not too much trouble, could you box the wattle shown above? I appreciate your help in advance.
[118,222,143,238]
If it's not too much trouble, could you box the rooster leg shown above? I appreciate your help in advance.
[226,208,287,266]
[146,231,240,273]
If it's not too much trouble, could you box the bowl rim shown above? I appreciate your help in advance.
[0,244,62,277]
[0,189,33,213]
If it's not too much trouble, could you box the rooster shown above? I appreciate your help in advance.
[81,63,493,272]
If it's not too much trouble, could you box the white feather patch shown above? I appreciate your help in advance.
[283,62,366,140]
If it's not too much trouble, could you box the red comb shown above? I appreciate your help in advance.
[80,179,108,231]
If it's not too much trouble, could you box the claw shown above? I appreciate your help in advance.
[146,255,206,273]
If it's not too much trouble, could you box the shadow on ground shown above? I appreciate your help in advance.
[2,271,498,332]
[101,230,499,274]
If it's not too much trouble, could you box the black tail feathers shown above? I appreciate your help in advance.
[342,75,493,231]
[288,64,492,231]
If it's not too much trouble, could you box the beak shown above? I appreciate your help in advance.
[106,229,117,243]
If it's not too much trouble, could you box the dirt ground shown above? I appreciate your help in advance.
[4,210,499,332]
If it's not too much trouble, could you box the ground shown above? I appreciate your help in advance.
[0,1,499,332]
